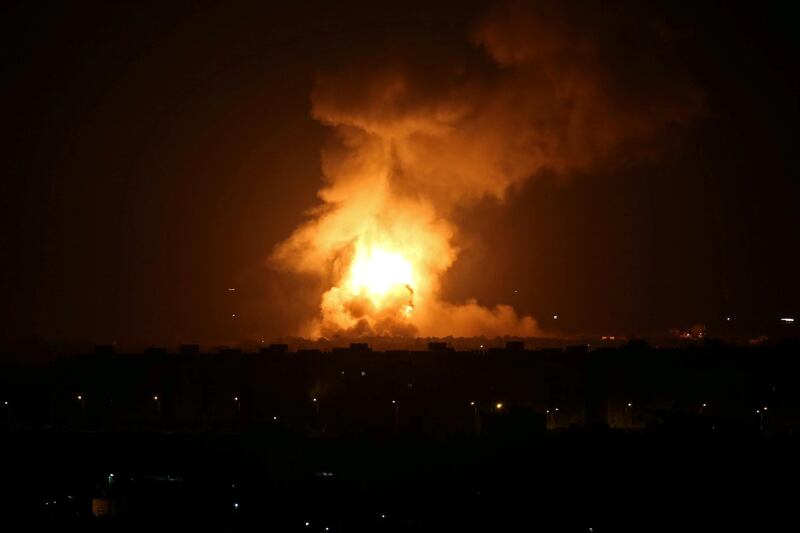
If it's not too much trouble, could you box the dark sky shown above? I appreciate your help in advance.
[1,1,798,346]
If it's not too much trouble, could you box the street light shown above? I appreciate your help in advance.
[233,395,240,417]
[392,400,399,429]
[495,402,503,411]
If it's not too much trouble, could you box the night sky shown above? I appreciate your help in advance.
[1,1,798,346]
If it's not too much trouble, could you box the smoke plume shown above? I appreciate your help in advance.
[272,0,702,338]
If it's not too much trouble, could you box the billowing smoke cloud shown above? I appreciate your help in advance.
[272,0,702,338]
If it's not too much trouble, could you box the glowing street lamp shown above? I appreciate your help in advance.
[495,402,503,411]
[756,407,768,431]
[700,403,707,415]
[545,408,559,428]
[392,400,399,429]
[312,397,319,418]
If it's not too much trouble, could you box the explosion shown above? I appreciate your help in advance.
[271,1,702,339]
[323,232,423,336]
[306,193,463,337]
[346,243,414,314]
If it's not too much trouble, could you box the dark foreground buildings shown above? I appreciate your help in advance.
[1,340,799,531]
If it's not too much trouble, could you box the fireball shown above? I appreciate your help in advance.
[346,245,414,307]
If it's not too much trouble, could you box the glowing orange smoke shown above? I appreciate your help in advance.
[271,2,700,339]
